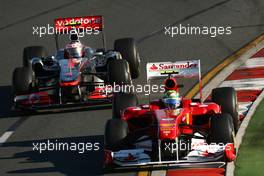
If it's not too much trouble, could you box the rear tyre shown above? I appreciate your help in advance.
[209,113,234,144]
[114,38,140,79]
[23,46,47,67]
[107,59,132,85]
[112,93,138,119]
[105,119,128,150]
[12,67,34,95]
[212,87,239,133]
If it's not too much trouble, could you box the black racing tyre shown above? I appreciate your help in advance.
[114,38,140,79]
[209,113,234,144]
[160,140,176,161]
[12,67,33,95]
[112,93,138,119]
[105,119,128,150]
[212,87,239,133]
[107,59,131,85]
[23,46,47,67]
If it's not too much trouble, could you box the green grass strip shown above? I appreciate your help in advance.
[235,99,264,176]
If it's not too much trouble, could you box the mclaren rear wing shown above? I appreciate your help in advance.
[54,15,106,50]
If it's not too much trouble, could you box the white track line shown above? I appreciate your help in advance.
[238,102,252,110]
[230,87,263,91]
[220,78,264,86]
[238,102,252,116]
[0,116,29,146]
[0,131,14,145]
[220,78,264,91]
[238,57,264,69]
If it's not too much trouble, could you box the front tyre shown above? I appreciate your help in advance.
[212,87,239,133]
[12,67,34,95]
[105,119,129,151]
[208,113,234,144]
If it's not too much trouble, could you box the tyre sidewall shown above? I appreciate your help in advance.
[23,46,47,67]
[209,113,234,144]
[12,67,33,95]
[105,119,128,150]
[114,38,140,79]
[212,87,239,132]
[107,59,131,85]
[112,92,138,119]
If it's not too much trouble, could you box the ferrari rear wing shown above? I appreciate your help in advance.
[54,15,106,50]
[146,60,203,99]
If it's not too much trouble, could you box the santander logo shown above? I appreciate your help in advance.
[149,62,198,71]
[149,64,158,70]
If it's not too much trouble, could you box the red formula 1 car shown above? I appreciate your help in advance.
[12,16,140,112]
[104,60,237,171]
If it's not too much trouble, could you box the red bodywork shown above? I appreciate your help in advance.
[122,77,221,140]
[122,99,221,140]
[103,63,236,169]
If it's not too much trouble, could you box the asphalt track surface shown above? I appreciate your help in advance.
[1,0,264,175]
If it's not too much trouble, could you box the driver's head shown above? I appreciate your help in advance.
[64,41,84,59]
[162,90,181,109]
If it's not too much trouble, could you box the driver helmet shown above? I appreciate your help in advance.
[162,90,181,109]
[64,41,84,59]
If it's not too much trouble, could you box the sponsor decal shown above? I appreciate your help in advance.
[54,16,103,33]
[146,60,200,80]
[149,64,158,70]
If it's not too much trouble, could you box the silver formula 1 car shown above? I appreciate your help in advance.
[12,16,140,111]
